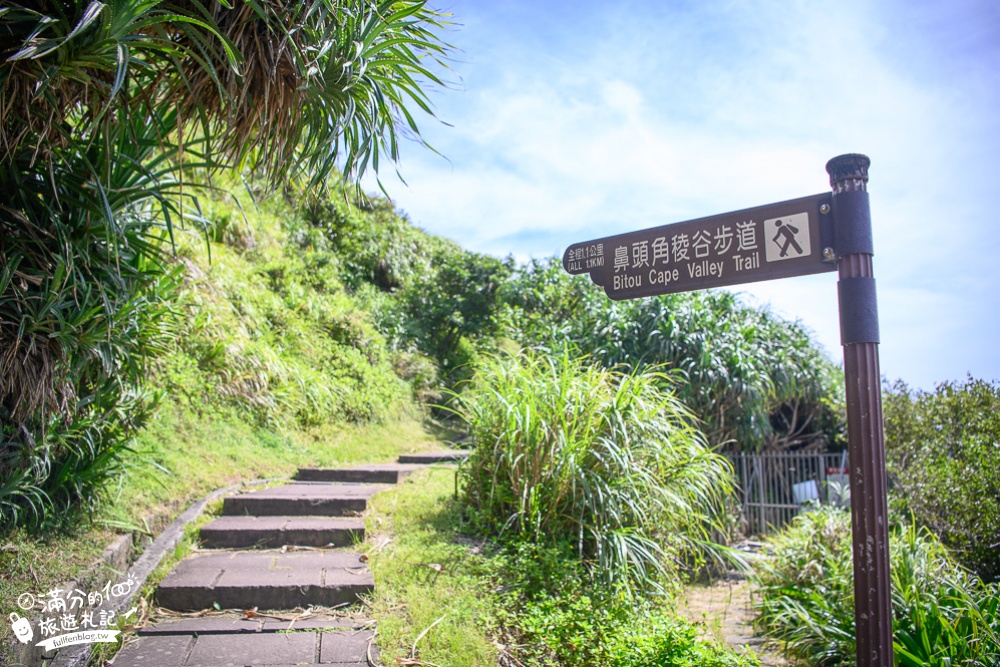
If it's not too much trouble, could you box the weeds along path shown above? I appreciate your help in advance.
[109,451,469,667]
[678,578,787,666]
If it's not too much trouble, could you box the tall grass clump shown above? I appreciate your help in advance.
[455,349,738,594]
[754,506,1000,666]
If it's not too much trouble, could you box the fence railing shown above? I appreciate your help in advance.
[728,451,850,536]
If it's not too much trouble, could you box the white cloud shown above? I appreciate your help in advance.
[373,0,1000,387]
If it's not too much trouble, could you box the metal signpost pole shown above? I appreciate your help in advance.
[826,154,893,667]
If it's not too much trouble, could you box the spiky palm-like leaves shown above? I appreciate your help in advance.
[175,0,451,187]
[0,106,183,526]
[1,0,450,182]
[753,507,1000,666]
[1,0,450,527]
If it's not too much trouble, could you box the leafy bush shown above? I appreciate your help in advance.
[398,249,512,384]
[606,613,760,667]
[754,506,1000,666]
[455,349,738,595]
[884,377,1000,581]
[498,259,844,451]
[302,188,513,388]
[488,542,759,667]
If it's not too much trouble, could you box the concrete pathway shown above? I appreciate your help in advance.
[113,451,470,667]
[678,578,787,666]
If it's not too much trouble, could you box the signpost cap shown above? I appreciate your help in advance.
[826,154,870,187]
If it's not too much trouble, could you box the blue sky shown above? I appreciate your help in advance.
[368,0,1000,389]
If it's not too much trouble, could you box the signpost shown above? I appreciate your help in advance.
[564,192,837,299]
[563,154,893,667]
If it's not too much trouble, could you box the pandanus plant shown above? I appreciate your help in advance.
[0,0,451,527]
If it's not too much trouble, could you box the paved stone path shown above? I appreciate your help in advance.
[113,451,470,667]
[678,578,787,666]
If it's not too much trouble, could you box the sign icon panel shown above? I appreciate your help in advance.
[765,212,811,262]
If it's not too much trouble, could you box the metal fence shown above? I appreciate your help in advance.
[729,451,850,536]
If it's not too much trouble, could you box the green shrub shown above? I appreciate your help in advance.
[488,542,758,667]
[301,187,512,391]
[606,613,759,667]
[754,506,1000,666]
[455,349,738,595]
[884,377,1000,581]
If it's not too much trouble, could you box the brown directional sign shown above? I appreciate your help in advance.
[563,192,836,300]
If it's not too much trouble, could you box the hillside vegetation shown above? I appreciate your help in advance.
[4,160,994,667]
[1,169,849,532]
[0,170,848,663]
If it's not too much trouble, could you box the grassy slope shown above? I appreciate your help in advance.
[366,467,497,665]
[0,182,448,661]
[365,468,761,667]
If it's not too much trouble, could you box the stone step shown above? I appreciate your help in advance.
[139,616,366,636]
[295,462,424,484]
[199,516,364,549]
[222,483,386,517]
[155,550,373,611]
[114,628,378,666]
[397,449,472,464]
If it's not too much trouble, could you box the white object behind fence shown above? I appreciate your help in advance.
[730,451,850,535]
[792,480,819,504]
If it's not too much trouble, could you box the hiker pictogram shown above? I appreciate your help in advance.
[772,219,802,257]
[764,211,811,263]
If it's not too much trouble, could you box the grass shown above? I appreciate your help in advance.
[753,506,1000,666]
[365,467,497,666]
[454,348,739,596]
[364,466,760,667]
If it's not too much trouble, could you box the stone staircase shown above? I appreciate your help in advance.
[112,450,470,667]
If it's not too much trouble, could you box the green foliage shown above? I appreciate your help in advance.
[498,259,844,451]
[302,187,512,387]
[365,468,756,667]
[398,250,512,383]
[1,0,452,187]
[0,107,183,529]
[1,0,452,528]
[454,348,739,596]
[366,468,497,666]
[751,506,855,664]
[884,377,1000,582]
[754,506,1000,666]
[154,187,412,427]
[301,189,456,292]
[606,613,759,667]
[488,542,758,667]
